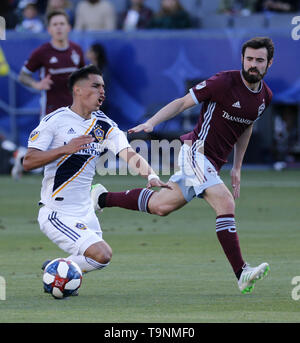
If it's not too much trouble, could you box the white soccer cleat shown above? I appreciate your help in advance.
[238,262,270,294]
[91,183,108,212]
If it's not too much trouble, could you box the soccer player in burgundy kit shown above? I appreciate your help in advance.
[91,37,275,294]
[19,10,85,117]
[13,10,85,180]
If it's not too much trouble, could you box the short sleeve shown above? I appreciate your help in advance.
[104,127,131,155]
[23,47,43,74]
[27,120,55,151]
[190,73,226,105]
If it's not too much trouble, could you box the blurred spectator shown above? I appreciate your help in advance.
[256,0,299,12]
[0,0,19,29]
[219,0,259,16]
[86,42,110,113]
[119,0,153,31]
[0,133,18,175]
[148,0,193,29]
[16,1,44,33]
[86,43,107,73]
[74,0,116,31]
[46,0,75,27]
[273,104,299,168]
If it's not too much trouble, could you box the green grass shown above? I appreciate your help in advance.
[0,170,300,323]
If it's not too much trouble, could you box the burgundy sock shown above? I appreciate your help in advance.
[104,188,154,213]
[216,214,245,277]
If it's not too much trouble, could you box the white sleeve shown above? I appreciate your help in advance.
[104,127,131,155]
[27,120,54,151]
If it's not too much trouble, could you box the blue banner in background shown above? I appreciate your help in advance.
[0,28,299,146]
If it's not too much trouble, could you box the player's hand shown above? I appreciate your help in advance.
[36,74,53,90]
[146,178,172,190]
[230,167,241,199]
[63,135,95,155]
[128,122,154,134]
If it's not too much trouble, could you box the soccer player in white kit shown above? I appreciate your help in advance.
[23,65,168,287]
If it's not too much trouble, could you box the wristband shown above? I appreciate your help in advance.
[147,174,159,182]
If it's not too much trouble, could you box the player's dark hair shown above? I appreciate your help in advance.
[47,10,70,26]
[68,64,102,93]
[242,37,274,63]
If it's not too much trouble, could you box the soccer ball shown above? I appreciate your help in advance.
[43,258,82,299]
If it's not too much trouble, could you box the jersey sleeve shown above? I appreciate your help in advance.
[27,120,55,151]
[189,73,226,105]
[105,127,131,155]
[23,47,43,74]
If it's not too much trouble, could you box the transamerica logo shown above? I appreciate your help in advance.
[222,111,253,125]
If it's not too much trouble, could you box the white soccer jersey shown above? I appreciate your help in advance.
[27,107,130,216]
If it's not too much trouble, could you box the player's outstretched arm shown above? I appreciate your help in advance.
[23,135,94,171]
[118,147,171,189]
[128,93,195,134]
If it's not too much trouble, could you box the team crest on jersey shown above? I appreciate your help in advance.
[258,100,265,116]
[75,223,87,230]
[195,81,206,90]
[93,125,105,143]
[29,130,40,142]
[71,50,80,65]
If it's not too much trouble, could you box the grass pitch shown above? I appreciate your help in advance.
[0,170,299,323]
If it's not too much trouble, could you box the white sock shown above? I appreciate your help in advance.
[66,255,109,274]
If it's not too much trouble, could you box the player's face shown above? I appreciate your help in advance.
[242,47,272,84]
[48,15,70,42]
[78,74,106,112]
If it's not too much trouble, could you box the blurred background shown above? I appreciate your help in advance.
[0,0,300,175]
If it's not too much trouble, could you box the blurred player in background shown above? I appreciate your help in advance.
[12,9,85,179]
[91,37,274,294]
[22,65,169,292]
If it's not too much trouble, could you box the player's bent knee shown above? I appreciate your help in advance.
[149,203,172,217]
[84,242,112,264]
[220,195,235,215]
[97,246,112,264]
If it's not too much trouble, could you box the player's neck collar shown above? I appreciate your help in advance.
[239,70,262,94]
[50,40,70,51]
[67,106,92,121]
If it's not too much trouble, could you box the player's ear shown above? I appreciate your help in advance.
[267,58,273,68]
[73,84,82,97]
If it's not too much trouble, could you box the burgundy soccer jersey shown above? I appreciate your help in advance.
[22,41,85,116]
[180,70,273,171]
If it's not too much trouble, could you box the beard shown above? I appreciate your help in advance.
[242,65,268,84]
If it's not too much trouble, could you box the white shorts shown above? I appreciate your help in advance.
[38,205,103,256]
[169,143,223,202]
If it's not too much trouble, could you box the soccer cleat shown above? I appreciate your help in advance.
[41,259,52,271]
[91,183,108,212]
[41,259,52,293]
[238,262,270,294]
